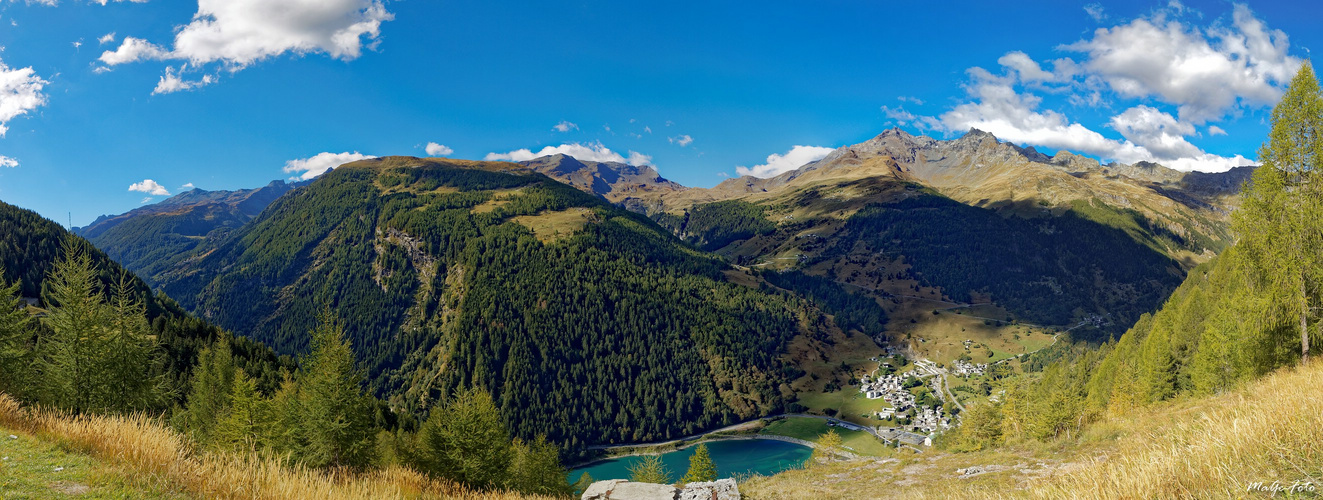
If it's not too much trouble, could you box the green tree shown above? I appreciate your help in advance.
[627,455,672,484]
[680,443,718,484]
[103,272,168,413]
[414,386,512,490]
[37,239,112,413]
[179,336,237,444]
[1233,61,1323,364]
[507,435,572,495]
[297,312,376,468]
[212,368,267,454]
[0,268,32,393]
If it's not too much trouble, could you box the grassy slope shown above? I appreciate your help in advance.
[741,359,1323,499]
[0,395,559,500]
[0,426,185,499]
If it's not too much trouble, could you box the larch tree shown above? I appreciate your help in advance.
[0,269,32,393]
[1233,61,1323,364]
[680,442,718,484]
[38,238,112,413]
[297,311,376,468]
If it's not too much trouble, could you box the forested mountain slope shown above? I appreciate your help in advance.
[75,180,301,286]
[149,156,845,450]
[0,200,292,396]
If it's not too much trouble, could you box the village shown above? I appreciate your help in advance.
[857,356,954,444]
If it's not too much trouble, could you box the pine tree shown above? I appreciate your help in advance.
[680,443,718,484]
[37,238,112,413]
[627,455,672,484]
[297,312,376,468]
[180,336,237,444]
[1233,61,1323,364]
[212,368,266,454]
[507,435,572,495]
[103,272,167,413]
[0,268,32,394]
[415,386,512,490]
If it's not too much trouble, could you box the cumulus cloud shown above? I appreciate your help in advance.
[283,151,375,180]
[180,182,195,190]
[98,32,116,45]
[484,142,652,166]
[152,66,215,95]
[128,179,170,196]
[98,0,392,91]
[552,120,577,132]
[735,145,835,178]
[909,5,1288,172]
[0,155,17,168]
[97,37,169,65]
[0,59,49,137]
[669,134,693,147]
[1064,4,1301,124]
[424,142,453,156]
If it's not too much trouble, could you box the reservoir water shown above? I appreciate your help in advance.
[569,438,811,483]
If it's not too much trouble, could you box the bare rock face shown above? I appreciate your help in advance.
[581,478,740,500]
[679,479,741,500]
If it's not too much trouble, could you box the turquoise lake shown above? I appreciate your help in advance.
[569,439,811,483]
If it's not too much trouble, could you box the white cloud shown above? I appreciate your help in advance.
[1065,4,1301,124]
[128,179,170,196]
[140,197,153,204]
[152,66,215,95]
[484,142,652,166]
[283,151,375,180]
[626,151,652,166]
[1084,3,1106,22]
[98,37,169,65]
[98,32,116,45]
[553,120,577,132]
[906,5,1289,173]
[91,0,149,4]
[0,155,17,168]
[735,145,835,178]
[644,126,652,134]
[898,95,925,105]
[72,40,82,50]
[424,142,453,156]
[669,134,693,147]
[97,0,392,92]
[180,182,195,189]
[170,0,392,68]
[0,59,48,137]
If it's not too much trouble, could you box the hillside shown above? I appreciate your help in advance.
[75,180,301,287]
[740,357,1323,499]
[638,129,1252,343]
[0,200,292,396]
[146,156,860,451]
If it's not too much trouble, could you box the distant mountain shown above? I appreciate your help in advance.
[75,180,303,286]
[145,156,855,451]
[519,153,687,211]
[642,129,1253,340]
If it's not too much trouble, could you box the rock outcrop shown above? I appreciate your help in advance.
[581,478,740,500]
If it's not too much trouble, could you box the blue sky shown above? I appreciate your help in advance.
[0,0,1317,226]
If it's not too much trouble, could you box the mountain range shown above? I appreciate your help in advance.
[60,127,1256,449]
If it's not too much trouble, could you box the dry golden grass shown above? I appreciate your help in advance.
[743,360,1323,499]
[509,208,592,243]
[0,395,556,500]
